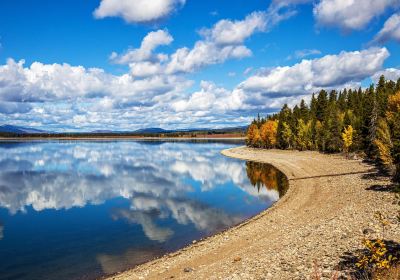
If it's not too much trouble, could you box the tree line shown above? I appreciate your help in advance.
[246,75,400,182]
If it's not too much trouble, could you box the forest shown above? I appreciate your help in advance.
[246,75,400,183]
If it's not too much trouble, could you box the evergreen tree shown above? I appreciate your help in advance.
[325,108,342,152]
[396,78,400,92]
[376,75,389,117]
[277,104,293,149]
[316,90,328,121]
[299,99,310,122]
[246,75,400,183]
[310,93,317,119]
[337,89,347,111]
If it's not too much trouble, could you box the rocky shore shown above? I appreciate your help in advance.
[107,147,400,280]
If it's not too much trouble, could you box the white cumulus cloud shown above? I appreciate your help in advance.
[241,47,389,95]
[199,12,267,45]
[110,29,173,64]
[111,14,266,76]
[0,58,190,104]
[93,0,186,23]
[166,42,252,74]
[372,67,400,83]
[313,0,398,30]
[373,13,400,43]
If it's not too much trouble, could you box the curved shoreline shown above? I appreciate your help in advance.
[107,147,400,280]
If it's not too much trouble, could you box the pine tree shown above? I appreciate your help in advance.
[376,75,390,117]
[396,78,400,92]
[326,109,342,152]
[310,93,317,118]
[316,90,328,121]
[246,75,400,183]
[277,104,293,149]
[338,89,347,111]
[314,120,323,150]
[299,99,310,122]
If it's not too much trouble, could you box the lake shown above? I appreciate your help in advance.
[0,140,288,280]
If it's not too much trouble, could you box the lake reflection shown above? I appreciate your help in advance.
[0,140,287,280]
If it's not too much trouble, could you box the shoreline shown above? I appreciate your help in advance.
[0,137,245,141]
[107,147,399,280]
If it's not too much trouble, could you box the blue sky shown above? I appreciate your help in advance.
[0,0,399,131]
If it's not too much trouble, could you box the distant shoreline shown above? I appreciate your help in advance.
[0,136,245,141]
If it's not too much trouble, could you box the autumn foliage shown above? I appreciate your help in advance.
[260,120,278,148]
[245,161,288,197]
[246,75,400,183]
[342,125,354,154]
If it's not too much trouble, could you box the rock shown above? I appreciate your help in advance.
[349,154,358,160]
[233,257,242,262]
[322,270,331,277]
[362,228,375,235]
[183,267,193,273]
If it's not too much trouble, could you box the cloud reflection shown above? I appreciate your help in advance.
[0,141,288,278]
[0,141,281,243]
[0,141,279,214]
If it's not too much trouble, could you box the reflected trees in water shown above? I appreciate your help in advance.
[245,161,289,197]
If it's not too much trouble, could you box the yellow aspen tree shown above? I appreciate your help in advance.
[281,122,293,149]
[386,91,400,181]
[342,125,354,154]
[246,123,258,147]
[296,119,312,151]
[247,124,262,147]
[374,118,393,171]
[260,120,278,148]
[252,126,262,147]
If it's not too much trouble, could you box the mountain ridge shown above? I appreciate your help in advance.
[0,125,247,134]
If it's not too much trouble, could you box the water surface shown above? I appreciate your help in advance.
[0,140,287,280]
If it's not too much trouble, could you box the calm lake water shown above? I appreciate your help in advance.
[0,140,288,280]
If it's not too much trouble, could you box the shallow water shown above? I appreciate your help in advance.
[0,140,287,280]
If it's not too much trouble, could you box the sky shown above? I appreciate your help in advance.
[0,0,399,132]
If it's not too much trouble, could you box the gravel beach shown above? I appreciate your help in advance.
[107,147,400,280]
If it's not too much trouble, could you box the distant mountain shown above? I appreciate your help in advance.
[0,125,48,134]
[174,125,248,133]
[134,127,167,134]
[0,124,247,135]
[91,130,116,133]
[133,126,247,134]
